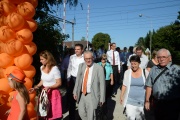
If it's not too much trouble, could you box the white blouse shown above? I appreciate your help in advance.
[41,66,61,87]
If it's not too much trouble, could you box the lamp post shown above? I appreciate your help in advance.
[139,14,152,59]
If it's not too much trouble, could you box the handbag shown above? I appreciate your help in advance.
[38,89,50,117]
[96,104,108,120]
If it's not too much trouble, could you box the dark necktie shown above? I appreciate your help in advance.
[113,51,115,65]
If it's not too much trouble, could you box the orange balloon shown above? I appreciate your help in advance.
[1,39,24,56]
[27,102,37,118]
[0,90,9,106]
[0,68,5,78]
[3,0,25,5]
[25,42,37,55]
[0,90,9,120]
[14,45,28,57]
[0,15,7,26]
[0,78,13,93]
[22,20,30,29]
[16,28,33,44]
[14,53,32,69]
[24,77,33,90]
[30,117,37,120]
[0,53,14,68]
[29,91,36,101]
[23,65,36,78]
[26,19,37,32]
[26,0,38,8]
[17,2,35,19]
[1,1,16,16]
[6,12,25,31]
[0,26,15,42]
[0,0,37,119]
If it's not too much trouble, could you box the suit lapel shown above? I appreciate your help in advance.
[91,63,96,84]
[80,63,86,84]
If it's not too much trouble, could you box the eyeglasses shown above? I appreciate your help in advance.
[157,56,169,59]
[84,58,93,61]
[101,58,106,60]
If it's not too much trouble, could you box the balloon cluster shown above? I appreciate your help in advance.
[0,0,38,119]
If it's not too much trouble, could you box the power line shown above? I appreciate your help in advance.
[69,3,180,17]
[75,14,177,26]
[65,0,180,12]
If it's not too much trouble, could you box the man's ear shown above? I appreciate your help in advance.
[169,56,172,62]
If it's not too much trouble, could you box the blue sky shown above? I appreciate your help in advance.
[54,0,180,49]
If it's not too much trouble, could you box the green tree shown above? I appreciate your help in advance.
[178,11,180,20]
[81,37,86,41]
[135,37,145,48]
[135,11,180,64]
[32,0,78,84]
[92,32,111,51]
[135,30,155,52]
[152,22,180,64]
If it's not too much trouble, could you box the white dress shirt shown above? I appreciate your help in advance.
[106,50,121,70]
[67,54,84,80]
[82,64,94,93]
[127,54,149,69]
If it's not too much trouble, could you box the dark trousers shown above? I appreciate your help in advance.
[105,80,111,100]
[67,76,76,120]
[111,65,119,95]
[154,98,180,120]
[103,80,111,113]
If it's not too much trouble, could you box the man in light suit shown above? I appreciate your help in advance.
[73,50,106,120]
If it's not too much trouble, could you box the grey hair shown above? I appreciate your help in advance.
[83,50,93,57]
[157,48,171,56]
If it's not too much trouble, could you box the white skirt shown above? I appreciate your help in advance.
[125,104,145,120]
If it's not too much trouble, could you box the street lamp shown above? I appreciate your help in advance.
[139,14,152,59]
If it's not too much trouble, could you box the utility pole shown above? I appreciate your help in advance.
[139,14,152,59]
[48,14,76,48]
[72,19,75,47]
[86,4,90,49]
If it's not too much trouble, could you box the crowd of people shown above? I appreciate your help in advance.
[5,42,180,120]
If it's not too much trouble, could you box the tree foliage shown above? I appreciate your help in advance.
[135,37,146,49]
[91,33,111,51]
[178,11,180,20]
[32,0,78,84]
[153,21,180,63]
[135,11,180,64]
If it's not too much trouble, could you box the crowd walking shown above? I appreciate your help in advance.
[4,42,180,120]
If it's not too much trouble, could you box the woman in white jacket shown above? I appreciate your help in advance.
[120,55,149,120]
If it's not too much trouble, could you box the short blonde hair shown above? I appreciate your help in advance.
[100,54,107,60]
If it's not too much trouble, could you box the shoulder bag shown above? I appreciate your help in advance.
[150,67,168,106]
[38,89,50,117]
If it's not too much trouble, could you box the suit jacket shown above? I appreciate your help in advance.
[73,62,106,109]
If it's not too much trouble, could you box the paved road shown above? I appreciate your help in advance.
[60,86,127,120]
